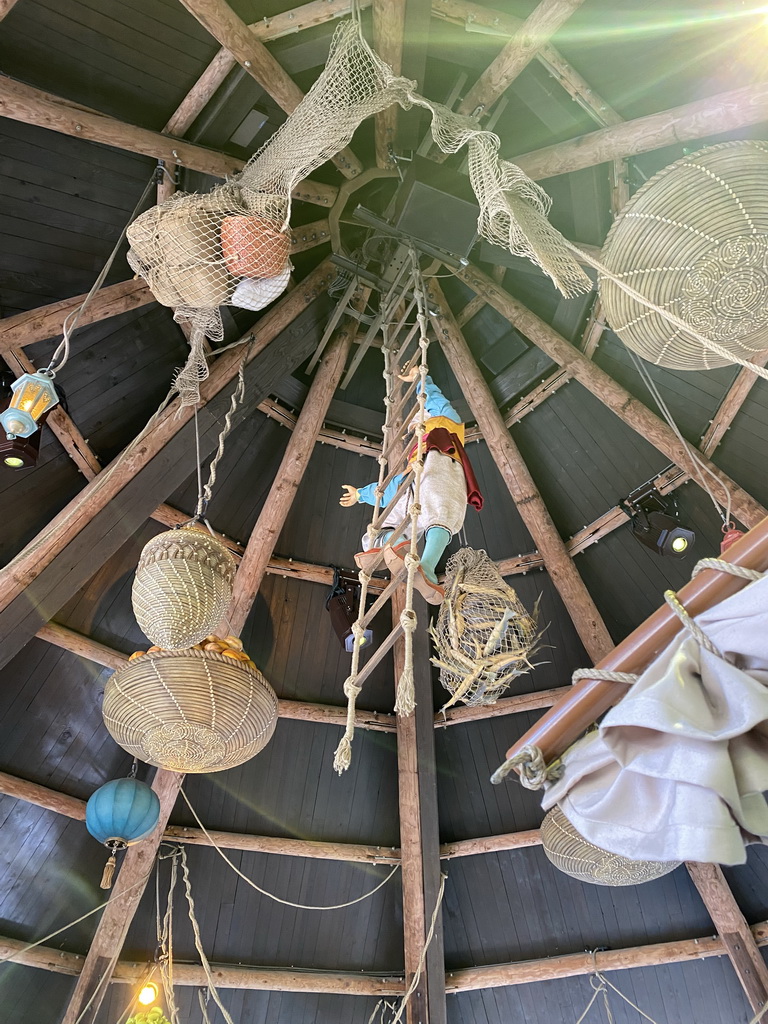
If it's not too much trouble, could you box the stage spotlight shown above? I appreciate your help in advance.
[623,484,695,559]
[326,568,373,653]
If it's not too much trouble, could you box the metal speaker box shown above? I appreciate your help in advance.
[392,156,479,259]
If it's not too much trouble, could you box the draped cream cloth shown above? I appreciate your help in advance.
[542,575,768,865]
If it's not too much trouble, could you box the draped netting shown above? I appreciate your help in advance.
[127,18,590,405]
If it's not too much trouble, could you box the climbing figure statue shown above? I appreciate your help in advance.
[339,365,483,604]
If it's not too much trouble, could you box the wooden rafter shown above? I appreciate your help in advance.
[427,280,614,664]
[61,769,183,1024]
[454,263,768,530]
[8,921,768,998]
[0,260,336,671]
[373,0,406,166]
[687,862,768,1014]
[176,0,363,179]
[226,319,356,633]
[393,587,446,1024]
[457,0,585,117]
[514,81,768,180]
[700,358,768,457]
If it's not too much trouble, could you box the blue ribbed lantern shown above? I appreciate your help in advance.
[86,777,160,888]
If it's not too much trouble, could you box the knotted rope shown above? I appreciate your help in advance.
[491,554,766,787]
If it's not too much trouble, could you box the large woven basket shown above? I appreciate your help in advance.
[131,527,236,650]
[599,140,768,370]
[541,805,679,886]
[103,649,279,773]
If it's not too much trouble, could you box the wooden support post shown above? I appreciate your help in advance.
[687,861,768,1014]
[393,587,447,1024]
[454,263,767,529]
[427,280,614,664]
[176,0,362,178]
[457,0,585,117]
[373,0,406,166]
[61,769,183,1024]
[0,261,335,670]
[226,321,355,633]
[513,82,768,181]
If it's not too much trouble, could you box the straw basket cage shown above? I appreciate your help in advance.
[541,805,679,886]
[131,527,236,650]
[599,140,768,370]
[103,649,279,773]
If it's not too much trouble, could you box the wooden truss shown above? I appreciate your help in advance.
[1,0,767,1019]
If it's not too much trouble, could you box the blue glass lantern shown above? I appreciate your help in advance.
[0,371,59,439]
[86,777,161,888]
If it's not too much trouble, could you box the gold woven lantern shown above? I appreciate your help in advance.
[103,649,278,773]
[541,805,679,886]
[131,527,236,650]
[599,140,768,371]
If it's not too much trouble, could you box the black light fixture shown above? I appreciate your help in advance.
[326,568,373,653]
[623,483,695,558]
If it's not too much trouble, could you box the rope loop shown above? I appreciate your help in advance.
[400,607,418,632]
[343,676,362,701]
[692,556,764,581]
[490,743,563,789]
[571,668,638,686]
[664,589,723,658]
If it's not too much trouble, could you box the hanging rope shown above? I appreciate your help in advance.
[574,963,665,1024]
[387,873,447,1024]
[179,787,399,909]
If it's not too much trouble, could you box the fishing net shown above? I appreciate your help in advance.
[430,548,538,711]
[127,18,590,405]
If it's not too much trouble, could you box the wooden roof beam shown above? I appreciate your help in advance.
[427,280,615,664]
[514,81,768,181]
[454,264,767,530]
[700,357,768,457]
[393,587,447,1024]
[176,0,363,179]
[457,0,586,118]
[226,319,356,634]
[687,861,768,1014]
[373,0,406,166]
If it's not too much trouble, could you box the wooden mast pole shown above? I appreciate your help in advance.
[392,587,447,1024]
[426,279,614,665]
[226,321,355,634]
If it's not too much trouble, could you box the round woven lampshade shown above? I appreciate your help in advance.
[599,140,768,370]
[103,649,278,773]
[132,527,236,650]
[541,805,679,886]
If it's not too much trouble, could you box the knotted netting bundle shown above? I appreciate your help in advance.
[430,548,538,711]
[127,18,590,406]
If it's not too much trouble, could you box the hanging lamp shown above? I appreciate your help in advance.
[85,769,161,888]
[0,370,59,439]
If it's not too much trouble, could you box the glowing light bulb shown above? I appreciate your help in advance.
[138,982,159,1006]
[671,536,689,553]
[4,456,24,468]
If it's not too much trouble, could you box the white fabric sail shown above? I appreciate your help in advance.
[542,575,768,865]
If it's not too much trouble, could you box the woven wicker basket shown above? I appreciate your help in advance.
[220,215,290,278]
[599,140,768,370]
[131,528,236,650]
[103,649,278,772]
[541,805,679,886]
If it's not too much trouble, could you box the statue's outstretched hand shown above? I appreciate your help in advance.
[398,364,419,383]
[340,484,360,508]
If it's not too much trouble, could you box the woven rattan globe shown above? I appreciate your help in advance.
[599,140,768,370]
[541,805,679,886]
[132,527,236,650]
[103,649,278,773]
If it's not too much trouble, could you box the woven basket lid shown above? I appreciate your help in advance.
[541,805,679,886]
[599,140,768,370]
[131,527,236,650]
[103,649,278,773]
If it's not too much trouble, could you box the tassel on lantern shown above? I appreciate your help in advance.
[100,847,119,889]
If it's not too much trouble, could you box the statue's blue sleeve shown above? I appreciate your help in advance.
[422,375,461,423]
[357,474,407,507]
